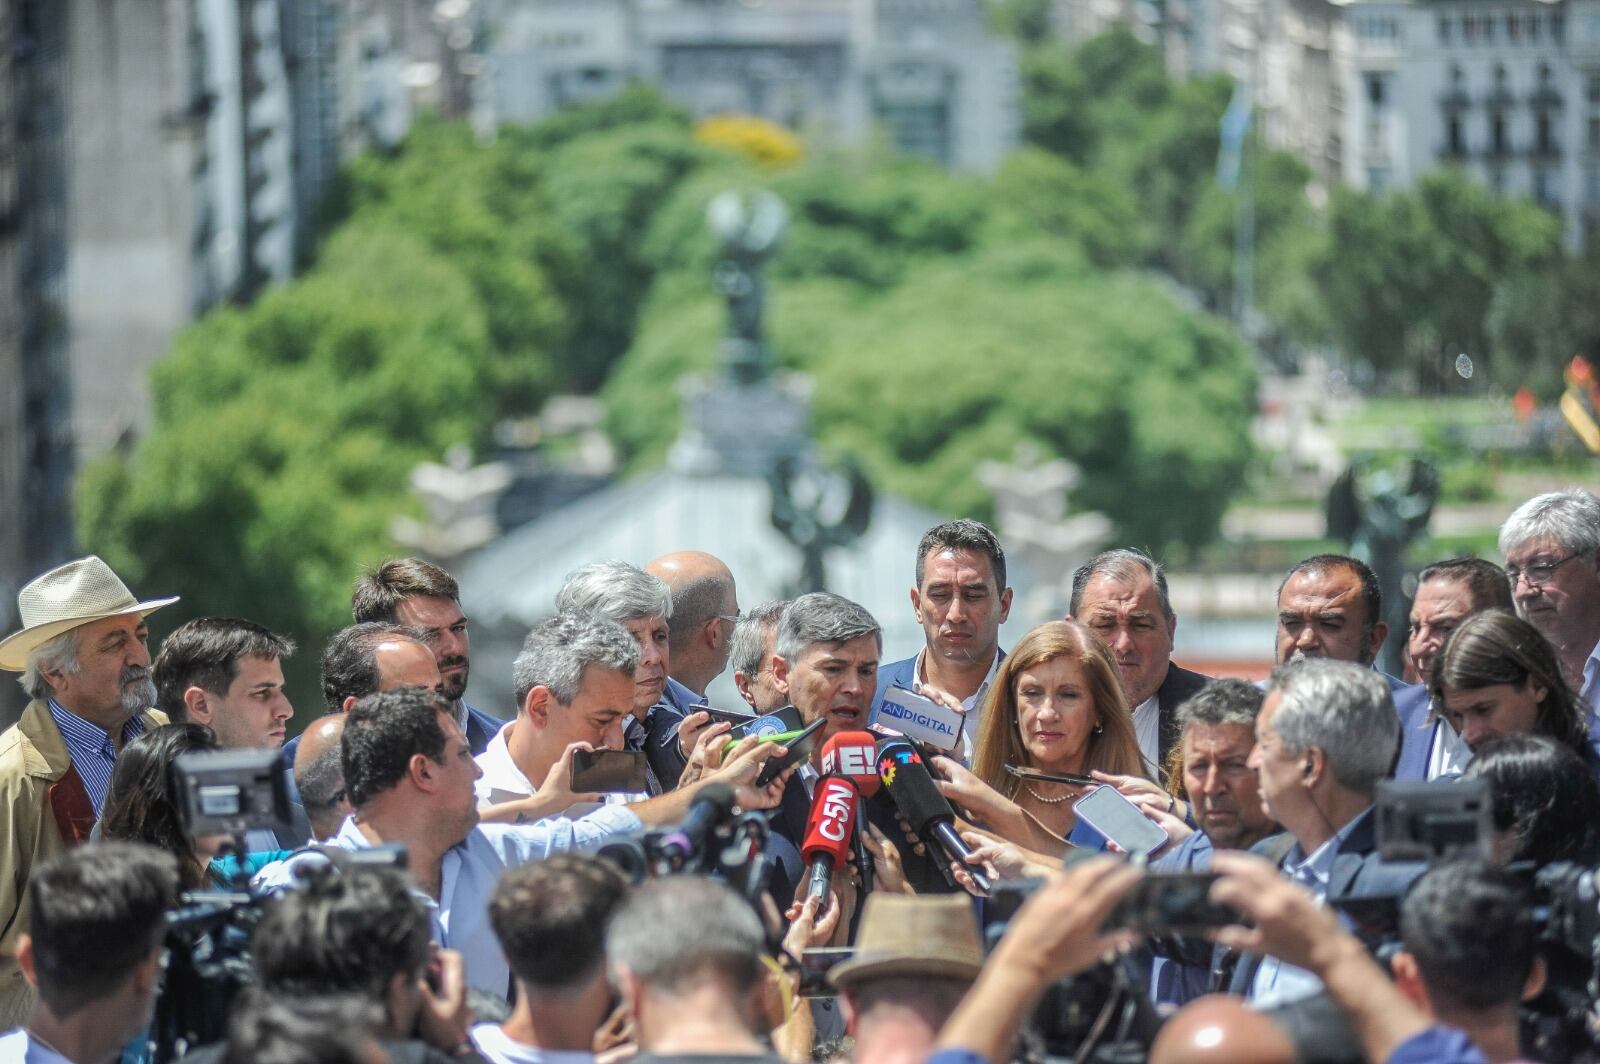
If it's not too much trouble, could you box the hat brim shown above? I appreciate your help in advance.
[0,596,179,672]
[827,951,984,989]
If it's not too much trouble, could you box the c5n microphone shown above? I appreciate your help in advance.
[819,730,882,798]
[801,774,860,906]
[876,738,992,894]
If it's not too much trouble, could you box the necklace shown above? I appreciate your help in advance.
[1024,784,1074,805]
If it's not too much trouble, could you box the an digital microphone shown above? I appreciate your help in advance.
[819,730,882,798]
[658,782,736,868]
[801,774,860,905]
[876,738,992,894]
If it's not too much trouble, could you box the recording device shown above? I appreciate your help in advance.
[704,705,760,738]
[802,775,860,905]
[1104,872,1237,934]
[799,947,855,997]
[1375,778,1492,862]
[820,730,882,797]
[874,686,966,752]
[569,749,650,793]
[1006,764,1095,788]
[174,748,291,837]
[1073,785,1169,858]
[754,716,827,788]
[876,738,992,894]
[595,781,774,906]
[658,783,737,868]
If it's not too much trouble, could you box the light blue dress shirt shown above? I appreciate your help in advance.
[252,804,644,998]
[1247,813,1366,1007]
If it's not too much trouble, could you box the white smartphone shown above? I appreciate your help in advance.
[1073,785,1169,857]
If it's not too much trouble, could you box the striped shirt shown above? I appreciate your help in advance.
[46,699,147,816]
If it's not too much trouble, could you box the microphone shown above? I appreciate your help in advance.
[801,774,860,905]
[819,730,882,798]
[876,738,992,894]
[658,782,736,868]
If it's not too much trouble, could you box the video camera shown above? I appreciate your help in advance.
[595,783,778,910]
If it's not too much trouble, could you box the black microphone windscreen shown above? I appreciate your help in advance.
[876,739,955,836]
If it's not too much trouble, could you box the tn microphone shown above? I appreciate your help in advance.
[876,738,992,895]
[801,774,860,905]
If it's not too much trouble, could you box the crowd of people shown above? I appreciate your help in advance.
[0,485,1598,1064]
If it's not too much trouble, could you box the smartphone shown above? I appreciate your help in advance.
[1073,785,1169,857]
[754,716,827,788]
[1104,873,1236,934]
[798,947,855,997]
[1006,764,1095,788]
[570,749,650,793]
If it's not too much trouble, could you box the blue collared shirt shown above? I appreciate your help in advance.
[252,805,644,998]
[47,699,148,816]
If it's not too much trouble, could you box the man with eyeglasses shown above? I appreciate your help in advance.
[642,551,741,787]
[1499,489,1600,722]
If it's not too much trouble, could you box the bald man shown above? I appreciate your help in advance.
[640,552,739,789]
[1151,996,1297,1064]
[292,714,352,841]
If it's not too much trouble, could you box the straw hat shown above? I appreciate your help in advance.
[0,556,178,671]
[827,893,986,988]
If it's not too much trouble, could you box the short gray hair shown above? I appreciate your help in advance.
[1498,489,1600,558]
[1070,549,1175,622]
[513,613,640,707]
[20,627,83,701]
[606,876,766,993]
[554,561,672,625]
[730,600,789,680]
[774,593,881,664]
[1266,659,1398,795]
[1176,678,1265,733]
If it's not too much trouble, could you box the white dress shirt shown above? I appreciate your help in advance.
[252,805,643,998]
[474,722,645,815]
[1131,695,1162,778]
[0,1030,71,1064]
[1425,717,1472,780]
[1581,633,1600,721]
[910,648,1003,763]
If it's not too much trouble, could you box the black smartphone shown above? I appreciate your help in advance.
[754,717,827,788]
[1005,764,1095,788]
[1104,872,1237,934]
[570,749,649,793]
[798,947,855,997]
[704,705,760,739]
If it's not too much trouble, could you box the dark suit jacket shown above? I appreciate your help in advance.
[1215,809,1424,995]
[641,677,702,790]
[1391,683,1434,781]
[462,703,503,757]
[1154,663,1210,783]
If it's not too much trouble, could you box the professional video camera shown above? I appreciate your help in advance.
[595,783,778,907]
[150,749,406,1062]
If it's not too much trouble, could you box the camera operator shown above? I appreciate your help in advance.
[1465,735,1600,866]
[1223,659,1418,1006]
[472,855,631,1064]
[186,862,482,1063]
[606,876,790,1064]
[1208,850,1496,1064]
[1390,862,1543,1064]
[254,686,792,1000]
[0,842,179,1064]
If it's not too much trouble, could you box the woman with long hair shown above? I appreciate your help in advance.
[1429,610,1591,770]
[1466,734,1600,866]
[936,620,1148,849]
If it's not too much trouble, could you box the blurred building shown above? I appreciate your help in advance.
[1340,0,1600,247]
[482,0,1019,171]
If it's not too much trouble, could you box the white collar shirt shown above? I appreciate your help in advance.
[911,647,1003,763]
[474,722,643,814]
[252,805,643,998]
[0,1030,71,1064]
[1581,634,1600,721]
[1132,695,1162,779]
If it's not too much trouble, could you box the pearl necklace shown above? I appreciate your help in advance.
[1024,784,1074,805]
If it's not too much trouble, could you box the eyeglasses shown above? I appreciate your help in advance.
[717,612,743,626]
[1506,551,1586,588]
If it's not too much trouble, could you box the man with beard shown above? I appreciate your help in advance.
[1071,549,1209,783]
[875,521,1011,763]
[0,556,178,1026]
[352,557,502,755]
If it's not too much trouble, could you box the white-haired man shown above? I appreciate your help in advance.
[0,556,177,1025]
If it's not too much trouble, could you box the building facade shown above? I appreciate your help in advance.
[484,0,1019,172]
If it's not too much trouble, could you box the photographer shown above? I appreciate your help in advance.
[0,842,179,1064]
[187,862,481,1063]
[254,686,792,1000]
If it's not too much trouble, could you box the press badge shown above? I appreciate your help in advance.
[872,686,966,752]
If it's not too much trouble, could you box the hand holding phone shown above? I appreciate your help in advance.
[1103,873,1238,934]
[1073,784,1169,857]
[1006,764,1095,788]
[569,749,650,793]
[754,717,827,787]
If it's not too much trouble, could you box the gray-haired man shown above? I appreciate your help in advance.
[475,613,641,816]
[1499,488,1600,722]
[555,561,679,792]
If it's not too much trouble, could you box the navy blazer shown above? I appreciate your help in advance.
[1391,683,1434,781]
[1215,809,1424,996]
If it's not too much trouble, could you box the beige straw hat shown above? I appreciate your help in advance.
[0,556,178,671]
[828,892,986,988]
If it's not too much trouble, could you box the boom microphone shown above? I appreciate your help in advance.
[819,730,882,798]
[801,774,860,905]
[876,738,992,894]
